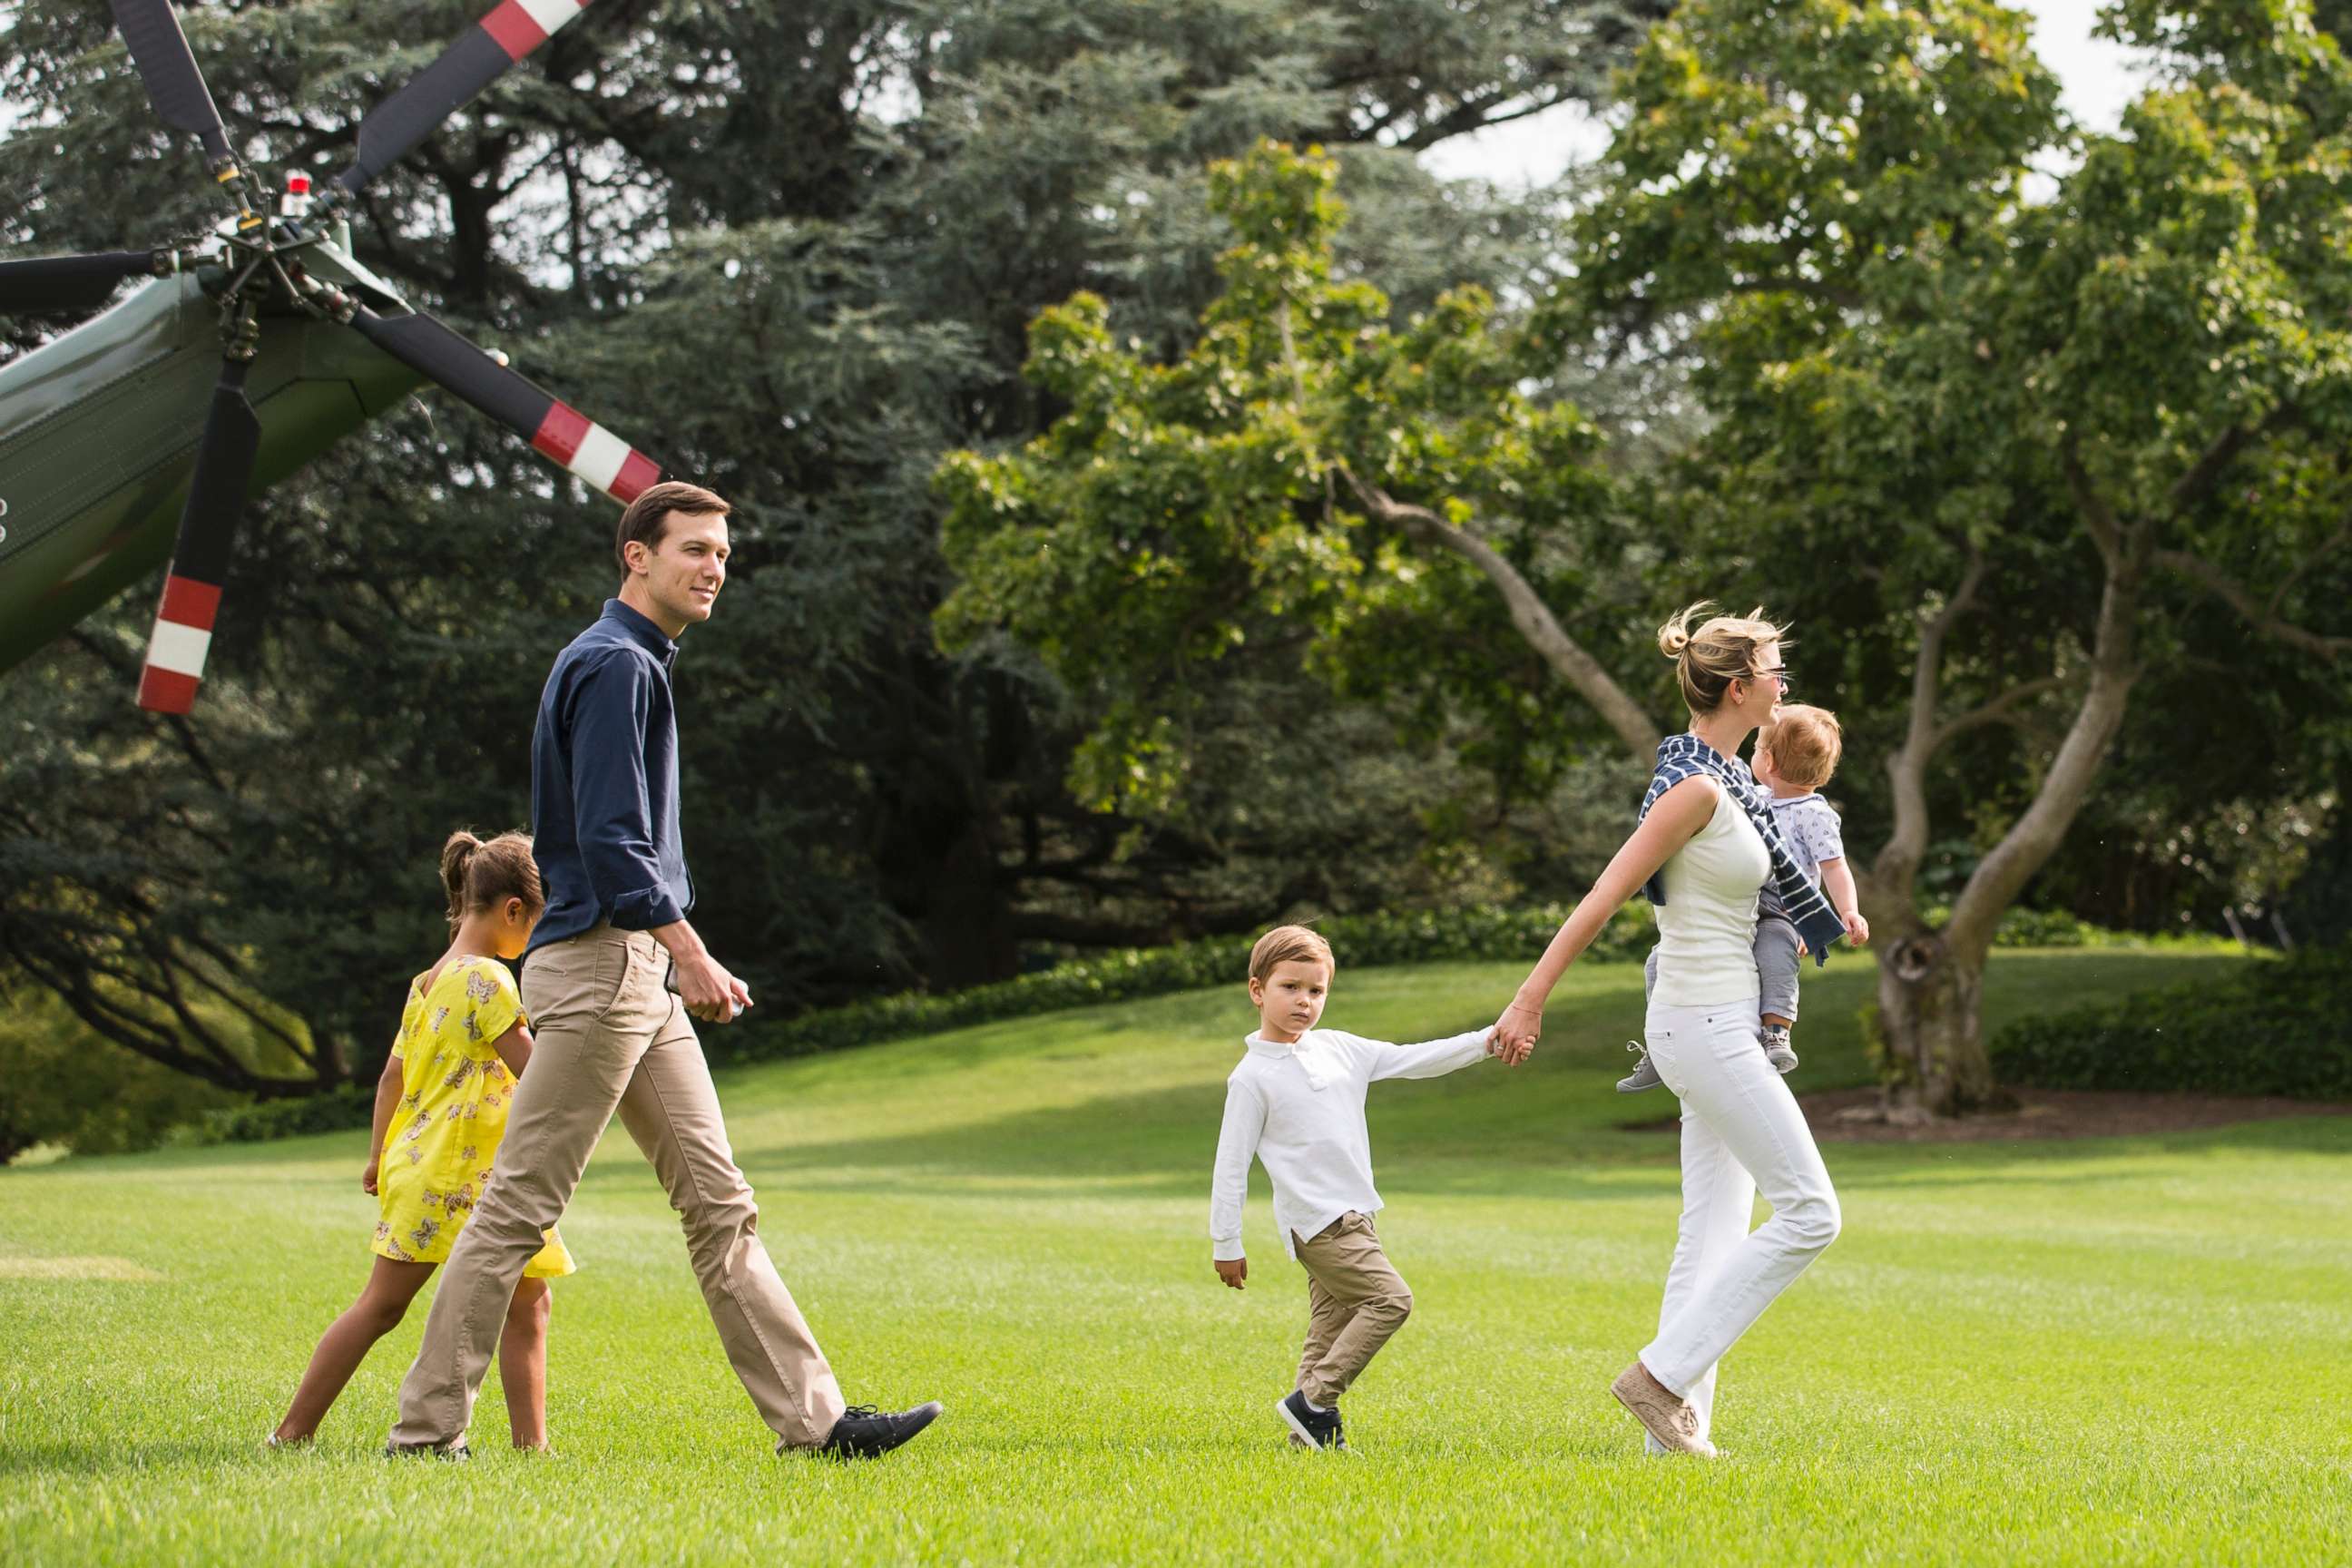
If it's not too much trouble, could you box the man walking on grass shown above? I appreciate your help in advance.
[387,480,941,1460]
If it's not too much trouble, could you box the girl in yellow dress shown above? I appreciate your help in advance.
[271,830,575,1449]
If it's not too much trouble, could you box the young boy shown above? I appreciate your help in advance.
[1619,703,1869,1092]
[1209,926,1502,1453]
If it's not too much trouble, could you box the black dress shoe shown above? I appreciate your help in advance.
[819,1400,944,1459]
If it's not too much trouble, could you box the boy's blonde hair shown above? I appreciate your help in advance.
[1249,925,1334,984]
[1759,704,1843,789]
[1657,601,1790,715]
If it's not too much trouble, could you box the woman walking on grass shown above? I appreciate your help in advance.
[270,831,573,1451]
[1490,605,1847,1456]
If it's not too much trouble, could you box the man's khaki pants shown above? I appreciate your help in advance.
[388,925,848,1451]
[1292,1212,1413,1408]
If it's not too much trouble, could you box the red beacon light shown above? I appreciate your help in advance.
[279,171,314,220]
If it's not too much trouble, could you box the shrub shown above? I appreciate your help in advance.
[166,901,2213,1146]
[1990,944,2351,1099]
[716,900,1656,1064]
[726,902,2195,1066]
[191,1086,376,1145]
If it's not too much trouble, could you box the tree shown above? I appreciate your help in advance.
[3,3,1669,1103]
[935,143,1656,828]
[1560,0,2352,1113]
[941,0,2352,1121]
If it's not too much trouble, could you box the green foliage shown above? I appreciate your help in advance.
[1992,943,2351,1097]
[730,899,1657,1063]
[938,141,1626,817]
[734,898,2180,1064]
[2,2,1669,1080]
[0,981,239,1161]
[187,1087,377,1148]
[1557,0,2352,1014]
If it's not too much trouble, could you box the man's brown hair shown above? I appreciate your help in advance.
[1759,703,1843,789]
[615,480,730,580]
[1249,925,1335,984]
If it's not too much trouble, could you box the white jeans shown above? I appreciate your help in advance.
[1638,998,1841,1442]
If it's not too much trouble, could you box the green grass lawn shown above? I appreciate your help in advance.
[5,947,2347,1565]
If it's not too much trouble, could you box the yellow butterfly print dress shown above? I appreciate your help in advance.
[373,956,574,1277]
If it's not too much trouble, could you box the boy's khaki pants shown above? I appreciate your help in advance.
[1293,1212,1413,1408]
[387,924,848,1452]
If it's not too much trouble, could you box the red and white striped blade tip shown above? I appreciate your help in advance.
[531,401,662,503]
[137,573,221,713]
[483,0,594,62]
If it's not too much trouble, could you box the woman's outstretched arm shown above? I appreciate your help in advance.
[1493,778,1720,1063]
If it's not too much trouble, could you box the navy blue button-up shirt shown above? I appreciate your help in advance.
[526,599,693,956]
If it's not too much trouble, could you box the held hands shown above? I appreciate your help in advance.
[1215,1257,1248,1290]
[1490,1001,1542,1066]
[675,950,753,1024]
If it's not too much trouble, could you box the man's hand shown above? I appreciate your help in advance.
[1842,909,1872,946]
[1491,1001,1542,1066]
[1215,1257,1248,1290]
[361,1159,379,1196]
[674,950,751,1024]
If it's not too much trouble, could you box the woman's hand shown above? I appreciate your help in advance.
[360,1158,379,1196]
[1492,1001,1544,1065]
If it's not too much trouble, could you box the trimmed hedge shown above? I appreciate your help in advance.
[181,901,2200,1144]
[717,900,1653,1065]
[730,901,2201,1066]
[191,1085,375,1145]
[1990,944,2351,1099]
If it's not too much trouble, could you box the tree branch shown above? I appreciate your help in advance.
[2153,548,2352,660]
[2170,404,2298,514]
[2060,430,2122,568]
[1336,468,1663,760]
[1945,529,2150,959]
[1874,542,1984,913]
[1932,675,2065,749]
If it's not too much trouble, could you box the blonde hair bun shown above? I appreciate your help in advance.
[1658,602,1790,715]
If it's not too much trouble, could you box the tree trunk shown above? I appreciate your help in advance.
[1873,928,2002,1118]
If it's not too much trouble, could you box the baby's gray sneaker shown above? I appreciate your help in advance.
[1617,1041,1664,1093]
[1759,1024,1798,1074]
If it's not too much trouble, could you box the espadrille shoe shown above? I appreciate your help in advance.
[1610,1360,1716,1457]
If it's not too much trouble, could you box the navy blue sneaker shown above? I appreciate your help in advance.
[1276,1389,1347,1451]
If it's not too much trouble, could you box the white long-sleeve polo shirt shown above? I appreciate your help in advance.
[1209,1025,1493,1261]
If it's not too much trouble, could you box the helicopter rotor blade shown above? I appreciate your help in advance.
[0,250,168,316]
[331,0,600,198]
[344,305,667,503]
[137,356,260,715]
[108,0,240,168]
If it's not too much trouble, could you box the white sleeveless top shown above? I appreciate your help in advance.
[1650,780,1772,1006]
